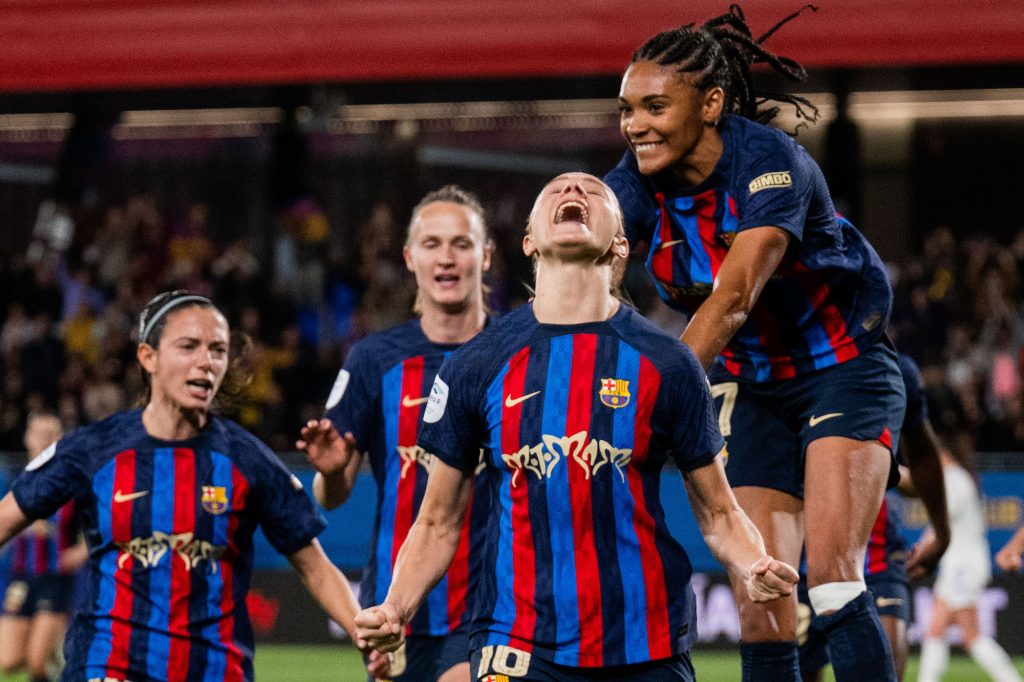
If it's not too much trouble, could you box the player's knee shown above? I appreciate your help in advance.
[807,581,865,616]
[0,657,22,675]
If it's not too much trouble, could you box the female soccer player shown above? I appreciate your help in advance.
[355,172,797,681]
[0,290,387,682]
[918,451,1022,682]
[298,185,492,682]
[0,411,86,682]
[606,7,905,681]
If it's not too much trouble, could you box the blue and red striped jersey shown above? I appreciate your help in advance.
[325,319,487,637]
[11,501,78,578]
[606,114,892,383]
[419,304,723,668]
[10,410,326,682]
[866,353,928,582]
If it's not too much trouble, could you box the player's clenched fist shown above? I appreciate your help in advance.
[355,603,407,653]
[746,555,799,602]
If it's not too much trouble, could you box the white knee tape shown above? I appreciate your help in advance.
[808,581,865,614]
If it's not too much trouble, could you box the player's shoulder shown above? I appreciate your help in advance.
[725,115,813,177]
[443,306,535,376]
[211,416,276,463]
[611,305,705,378]
[348,319,428,365]
[61,409,147,455]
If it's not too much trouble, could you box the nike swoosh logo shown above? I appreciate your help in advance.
[659,239,685,250]
[401,395,429,408]
[113,489,149,503]
[808,412,843,427]
[876,597,904,608]
[505,391,541,409]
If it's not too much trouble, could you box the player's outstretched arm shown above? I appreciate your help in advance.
[287,539,391,678]
[901,422,950,579]
[681,226,791,368]
[996,525,1024,573]
[0,493,32,548]
[356,458,472,653]
[297,419,362,509]
[682,455,798,602]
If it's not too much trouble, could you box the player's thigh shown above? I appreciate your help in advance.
[25,611,66,672]
[729,486,802,640]
[0,615,30,669]
[927,597,951,638]
[950,606,982,646]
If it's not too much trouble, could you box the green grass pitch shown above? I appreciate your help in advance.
[247,645,1022,681]
[1,646,1019,680]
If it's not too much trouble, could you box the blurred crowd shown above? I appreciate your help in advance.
[1,189,1023,457]
[889,226,1024,455]
[0,191,530,453]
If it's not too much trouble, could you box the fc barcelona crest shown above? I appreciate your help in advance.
[201,486,229,515]
[599,378,631,409]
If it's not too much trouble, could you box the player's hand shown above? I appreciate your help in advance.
[907,533,948,580]
[355,602,407,654]
[296,419,356,476]
[995,543,1023,573]
[746,555,798,602]
[364,648,392,679]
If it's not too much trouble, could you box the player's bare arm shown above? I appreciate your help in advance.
[287,539,390,678]
[682,455,798,602]
[356,457,472,653]
[996,525,1024,573]
[900,422,950,579]
[681,225,791,369]
[0,492,32,547]
[297,418,363,509]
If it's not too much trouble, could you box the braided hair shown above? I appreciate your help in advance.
[632,4,819,127]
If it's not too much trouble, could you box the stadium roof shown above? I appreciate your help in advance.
[1,0,1023,93]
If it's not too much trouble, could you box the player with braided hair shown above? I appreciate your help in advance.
[607,6,903,681]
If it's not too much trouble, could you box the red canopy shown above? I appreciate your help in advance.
[3,0,1023,93]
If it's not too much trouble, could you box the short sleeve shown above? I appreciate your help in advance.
[324,339,381,447]
[10,437,91,520]
[664,353,725,472]
[605,152,657,247]
[417,358,484,474]
[247,443,327,556]
[736,145,815,240]
[898,354,929,431]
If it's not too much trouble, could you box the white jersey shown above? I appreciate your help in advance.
[934,462,991,608]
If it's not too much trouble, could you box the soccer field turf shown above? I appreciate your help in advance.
[242,644,1023,681]
[2,646,1019,680]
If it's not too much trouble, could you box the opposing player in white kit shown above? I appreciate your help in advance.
[918,451,1022,682]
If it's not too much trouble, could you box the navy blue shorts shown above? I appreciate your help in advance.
[437,621,472,676]
[372,630,470,682]
[470,646,694,681]
[710,339,905,499]
[2,574,74,617]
